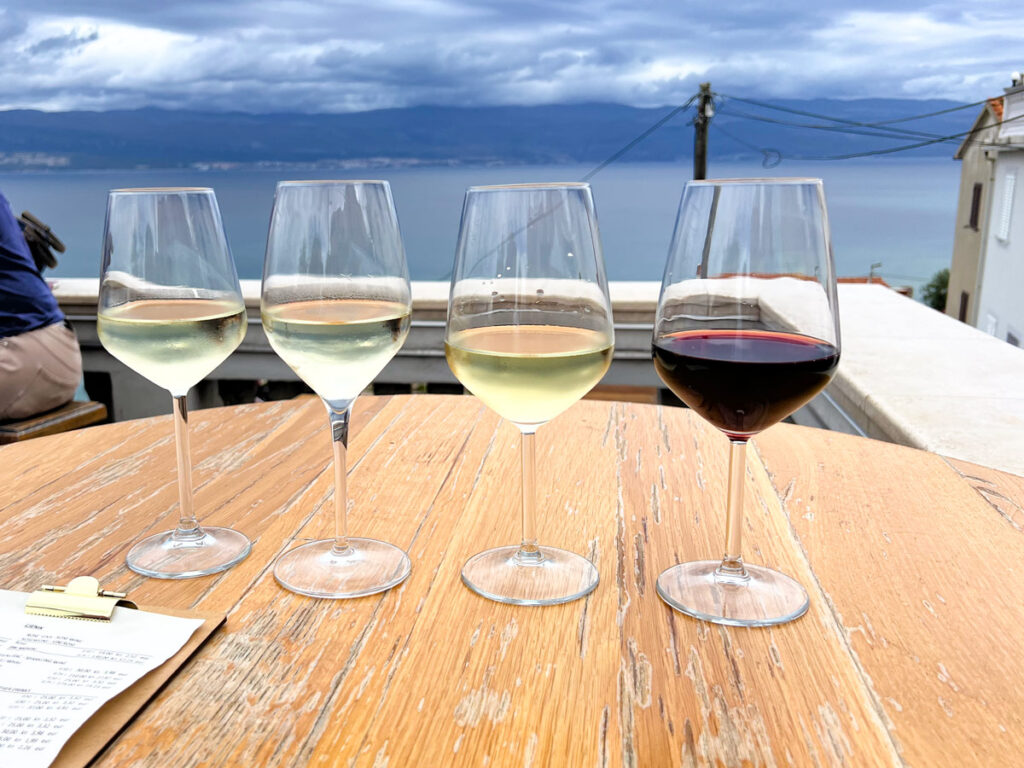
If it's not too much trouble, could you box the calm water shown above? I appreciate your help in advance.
[0,159,960,296]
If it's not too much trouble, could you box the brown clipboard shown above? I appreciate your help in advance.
[48,606,225,768]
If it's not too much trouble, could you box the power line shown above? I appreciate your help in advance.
[715,104,960,143]
[436,93,702,279]
[717,98,1024,161]
[434,88,1010,278]
[870,99,996,125]
[710,121,783,167]
[802,108,1024,160]
[716,92,990,131]
[581,94,699,181]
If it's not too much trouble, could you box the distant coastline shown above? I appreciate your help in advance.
[0,155,511,172]
[0,99,971,171]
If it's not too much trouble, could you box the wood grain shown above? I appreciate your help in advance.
[2,395,1022,767]
[945,456,1024,533]
[755,427,1024,767]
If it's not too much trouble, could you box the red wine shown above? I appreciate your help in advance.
[653,329,839,438]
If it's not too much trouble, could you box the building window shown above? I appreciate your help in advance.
[958,291,969,321]
[1009,331,1020,347]
[969,183,983,230]
[997,171,1016,242]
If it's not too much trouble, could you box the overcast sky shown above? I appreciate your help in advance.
[1,1,1020,113]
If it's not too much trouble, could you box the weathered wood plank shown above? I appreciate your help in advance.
[755,426,1024,767]
[347,400,621,767]
[97,396,499,767]
[607,403,898,768]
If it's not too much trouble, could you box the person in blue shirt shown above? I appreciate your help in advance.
[0,191,81,420]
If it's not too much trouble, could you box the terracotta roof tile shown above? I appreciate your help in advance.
[838,276,892,288]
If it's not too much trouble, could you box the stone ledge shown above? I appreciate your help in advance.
[52,278,663,325]
[829,284,1024,476]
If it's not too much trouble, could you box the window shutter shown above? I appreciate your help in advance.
[969,183,982,230]
[997,171,1016,242]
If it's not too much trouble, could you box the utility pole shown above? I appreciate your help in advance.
[693,82,712,180]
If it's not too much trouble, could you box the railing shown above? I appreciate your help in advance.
[54,279,1024,476]
[57,280,667,422]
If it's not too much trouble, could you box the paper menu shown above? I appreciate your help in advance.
[0,590,204,768]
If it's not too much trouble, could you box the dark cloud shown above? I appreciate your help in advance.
[0,1,1019,113]
[28,27,98,56]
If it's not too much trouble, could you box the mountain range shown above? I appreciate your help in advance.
[0,99,976,170]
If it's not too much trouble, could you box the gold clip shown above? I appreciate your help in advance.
[25,576,138,622]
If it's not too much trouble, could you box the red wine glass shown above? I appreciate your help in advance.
[652,178,841,626]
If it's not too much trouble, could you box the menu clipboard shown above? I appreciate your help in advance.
[48,606,225,768]
[1,581,226,768]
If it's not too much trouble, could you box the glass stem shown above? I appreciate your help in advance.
[171,395,201,538]
[326,401,352,555]
[717,438,749,581]
[517,426,542,564]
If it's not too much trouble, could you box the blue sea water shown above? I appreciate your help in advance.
[0,158,960,297]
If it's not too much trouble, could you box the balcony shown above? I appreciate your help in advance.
[54,280,1024,477]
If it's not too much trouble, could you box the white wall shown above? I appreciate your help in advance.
[999,85,1024,141]
[976,151,1024,346]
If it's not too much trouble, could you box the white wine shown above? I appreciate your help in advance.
[445,325,613,426]
[262,298,410,402]
[98,298,246,395]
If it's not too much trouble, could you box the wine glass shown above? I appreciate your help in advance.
[261,180,412,599]
[652,178,841,626]
[445,183,614,605]
[97,187,251,578]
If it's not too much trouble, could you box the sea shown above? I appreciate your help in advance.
[0,158,961,297]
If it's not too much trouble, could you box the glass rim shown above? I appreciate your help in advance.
[686,177,823,186]
[276,179,389,187]
[466,182,591,192]
[109,187,214,194]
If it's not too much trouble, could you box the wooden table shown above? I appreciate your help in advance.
[2,395,1023,767]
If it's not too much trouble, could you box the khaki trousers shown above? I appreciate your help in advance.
[0,322,83,420]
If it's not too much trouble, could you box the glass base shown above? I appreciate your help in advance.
[126,526,252,579]
[274,538,411,599]
[461,545,599,606]
[656,560,809,627]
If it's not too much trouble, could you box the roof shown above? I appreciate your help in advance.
[954,98,1004,159]
[838,276,892,288]
[991,97,1004,121]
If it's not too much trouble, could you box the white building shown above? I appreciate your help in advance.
[946,76,1024,346]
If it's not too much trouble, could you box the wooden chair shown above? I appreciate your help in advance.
[0,400,108,444]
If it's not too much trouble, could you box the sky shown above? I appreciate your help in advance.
[0,1,1020,113]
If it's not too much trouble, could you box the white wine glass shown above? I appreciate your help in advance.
[445,183,614,605]
[261,180,412,599]
[652,178,841,626]
[97,187,251,578]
